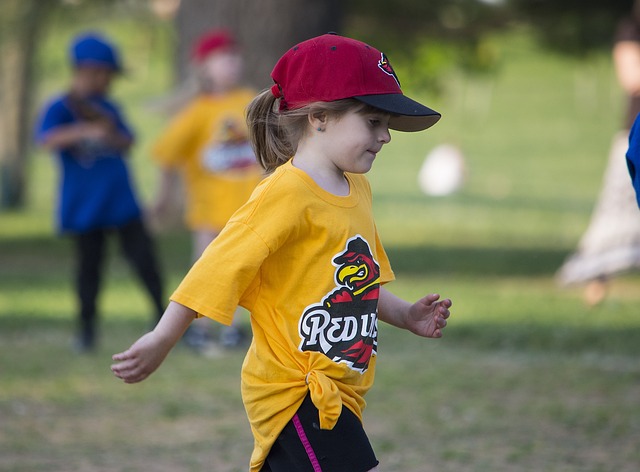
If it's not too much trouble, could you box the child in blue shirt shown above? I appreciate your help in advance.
[35,32,164,352]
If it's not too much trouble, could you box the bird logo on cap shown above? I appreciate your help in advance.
[377,53,400,88]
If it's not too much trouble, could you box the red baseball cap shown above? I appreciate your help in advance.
[192,29,237,63]
[270,34,441,132]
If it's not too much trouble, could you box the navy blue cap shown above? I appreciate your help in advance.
[70,32,122,72]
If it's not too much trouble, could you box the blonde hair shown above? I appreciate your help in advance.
[246,89,378,173]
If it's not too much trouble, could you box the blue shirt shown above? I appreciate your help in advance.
[36,94,141,233]
[626,113,640,208]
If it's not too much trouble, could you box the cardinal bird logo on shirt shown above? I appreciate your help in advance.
[378,53,400,88]
[298,235,381,372]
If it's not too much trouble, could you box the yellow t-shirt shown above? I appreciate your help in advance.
[171,160,395,471]
[152,89,263,231]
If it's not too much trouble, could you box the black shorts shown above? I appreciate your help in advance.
[261,394,378,472]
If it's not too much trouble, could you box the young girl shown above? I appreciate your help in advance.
[112,33,451,472]
[151,29,263,350]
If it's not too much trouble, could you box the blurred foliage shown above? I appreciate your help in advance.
[345,0,637,94]
[346,0,508,72]
[347,0,637,55]
[344,0,510,96]
[509,0,635,56]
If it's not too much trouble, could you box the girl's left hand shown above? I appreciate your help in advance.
[406,293,451,338]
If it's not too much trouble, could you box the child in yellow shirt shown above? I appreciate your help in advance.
[152,29,262,350]
[113,33,451,472]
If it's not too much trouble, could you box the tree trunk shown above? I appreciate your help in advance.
[0,0,49,209]
[174,0,343,89]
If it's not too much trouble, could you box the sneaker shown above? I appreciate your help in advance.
[72,331,96,354]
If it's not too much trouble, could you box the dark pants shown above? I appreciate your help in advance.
[262,394,378,472]
[74,218,164,346]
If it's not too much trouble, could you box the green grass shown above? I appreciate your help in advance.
[2,26,640,471]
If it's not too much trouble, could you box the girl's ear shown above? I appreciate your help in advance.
[308,111,328,131]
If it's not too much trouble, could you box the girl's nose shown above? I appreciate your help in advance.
[379,127,391,144]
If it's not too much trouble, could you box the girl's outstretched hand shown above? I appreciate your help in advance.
[406,293,451,338]
[111,331,171,384]
[111,301,196,384]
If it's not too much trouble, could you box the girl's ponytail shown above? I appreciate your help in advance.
[246,90,294,173]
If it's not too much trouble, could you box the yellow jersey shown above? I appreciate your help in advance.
[152,89,263,231]
[171,160,394,471]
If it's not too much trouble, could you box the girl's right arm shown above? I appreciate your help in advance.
[111,301,196,383]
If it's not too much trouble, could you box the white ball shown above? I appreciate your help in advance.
[418,144,466,196]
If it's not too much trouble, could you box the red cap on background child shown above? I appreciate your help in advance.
[270,33,441,132]
[192,29,237,63]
